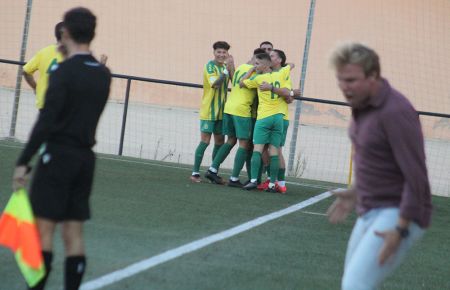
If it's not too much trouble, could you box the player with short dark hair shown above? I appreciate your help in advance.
[13,7,111,290]
[240,53,291,191]
[205,49,264,186]
[190,41,234,183]
[257,49,301,193]
[259,41,273,53]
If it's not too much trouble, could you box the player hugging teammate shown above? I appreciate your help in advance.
[191,41,301,194]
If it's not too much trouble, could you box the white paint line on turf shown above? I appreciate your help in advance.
[80,190,333,290]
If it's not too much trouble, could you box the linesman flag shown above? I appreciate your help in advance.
[0,188,45,287]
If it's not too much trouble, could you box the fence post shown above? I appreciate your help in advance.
[287,0,316,175]
[9,0,33,138]
[118,78,132,155]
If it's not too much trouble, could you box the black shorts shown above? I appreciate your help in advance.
[30,143,96,221]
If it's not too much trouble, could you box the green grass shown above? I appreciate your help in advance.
[0,141,448,290]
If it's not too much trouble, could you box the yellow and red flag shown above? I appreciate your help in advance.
[0,188,45,287]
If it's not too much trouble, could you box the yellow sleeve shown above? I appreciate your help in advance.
[23,51,41,74]
[280,66,292,89]
[243,75,259,89]
[205,62,219,88]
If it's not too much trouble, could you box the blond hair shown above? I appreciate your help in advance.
[330,42,381,78]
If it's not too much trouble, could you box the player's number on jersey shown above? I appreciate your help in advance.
[271,81,281,99]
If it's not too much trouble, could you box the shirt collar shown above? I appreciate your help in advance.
[368,78,390,108]
[352,78,391,118]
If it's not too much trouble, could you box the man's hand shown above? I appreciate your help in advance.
[326,188,356,224]
[259,82,272,91]
[293,89,302,98]
[12,165,30,191]
[225,55,235,70]
[375,229,402,265]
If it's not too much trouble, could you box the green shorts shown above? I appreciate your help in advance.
[222,113,252,140]
[252,114,284,147]
[200,120,223,134]
[280,120,289,147]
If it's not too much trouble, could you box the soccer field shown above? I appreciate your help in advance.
[0,142,449,290]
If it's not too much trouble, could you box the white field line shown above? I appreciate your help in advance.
[0,142,335,190]
[300,210,327,216]
[80,190,333,290]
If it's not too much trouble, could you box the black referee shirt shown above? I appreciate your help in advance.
[17,53,111,166]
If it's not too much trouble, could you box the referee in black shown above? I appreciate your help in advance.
[12,7,111,290]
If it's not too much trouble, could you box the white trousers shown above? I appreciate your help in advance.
[342,207,425,290]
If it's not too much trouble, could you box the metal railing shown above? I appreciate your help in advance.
[1,58,450,173]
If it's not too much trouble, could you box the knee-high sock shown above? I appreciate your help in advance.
[269,155,280,183]
[278,168,286,181]
[245,149,252,180]
[231,147,247,178]
[212,144,222,161]
[193,142,208,172]
[65,256,86,290]
[250,152,262,181]
[212,143,232,170]
[29,251,53,290]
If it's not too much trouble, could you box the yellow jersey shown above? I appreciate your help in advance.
[243,71,285,120]
[276,66,293,120]
[199,60,229,121]
[23,44,64,109]
[224,63,256,117]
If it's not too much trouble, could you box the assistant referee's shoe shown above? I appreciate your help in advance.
[205,170,224,184]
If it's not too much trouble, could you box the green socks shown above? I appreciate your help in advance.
[269,155,280,183]
[278,168,286,182]
[212,143,232,170]
[246,149,252,180]
[212,144,222,160]
[193,142,208,172]
[231,147,247,178]
[250,151,262,181]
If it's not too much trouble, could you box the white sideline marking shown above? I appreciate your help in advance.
[300,210,327,216]
[0,143,335,190]
[80,191,333,290]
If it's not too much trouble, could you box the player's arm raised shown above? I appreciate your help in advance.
[239,67,257,88]
[211,67,228,88]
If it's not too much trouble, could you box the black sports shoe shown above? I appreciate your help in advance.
[205,170,223,184]
[243,180,251,186]
[243,181,258,190]
[228,179,243,188]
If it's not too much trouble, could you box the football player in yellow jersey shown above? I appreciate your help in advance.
[258,49,302,193]
[23,22,65,110]
[205,48,266,186]
[240,53,292,191]
[190,41,235,183]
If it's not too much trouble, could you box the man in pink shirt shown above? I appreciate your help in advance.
[327,42,432,290]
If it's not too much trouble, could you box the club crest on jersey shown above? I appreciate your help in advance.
[47,58,59,73]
